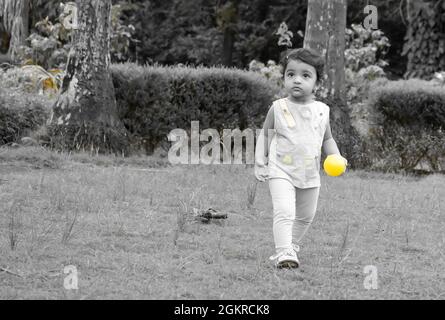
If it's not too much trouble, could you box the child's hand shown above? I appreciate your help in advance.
[254,165,269,182]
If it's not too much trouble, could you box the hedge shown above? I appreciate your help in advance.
[365,79,445,172]
[111,63,280,153]
[368,79,445,130]
[1,63,279,153]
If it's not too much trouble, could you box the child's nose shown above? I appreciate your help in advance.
[293,77,302,84]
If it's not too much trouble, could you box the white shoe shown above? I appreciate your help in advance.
[269,244,300,268]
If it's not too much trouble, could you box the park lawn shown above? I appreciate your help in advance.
[0,146,444,300]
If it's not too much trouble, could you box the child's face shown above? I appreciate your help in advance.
[283,59,317,103]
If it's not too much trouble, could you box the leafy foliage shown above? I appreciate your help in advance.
[110,2,139,62]
[248,59,283,89]
[345,24,390,73]
[118,0,307,67]
[275,22,294,48]
[344,23,390,105]
[14,2,136,69]
[402,0,445,79]
[2,0,412,77]
[16,15,71,70]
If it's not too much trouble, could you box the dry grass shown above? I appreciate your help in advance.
[0,146,444,300]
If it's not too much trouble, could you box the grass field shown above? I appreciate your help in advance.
[0,146,444,300]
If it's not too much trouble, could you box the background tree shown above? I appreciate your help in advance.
[47,0,129,155]
[1,0,412,78]
[216,0,239,67]
[303,0,361,167]
[304,0,346,104]
[120,0,308,67]
[0,0,29,61]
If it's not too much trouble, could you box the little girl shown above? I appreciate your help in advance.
[254,48,348,269]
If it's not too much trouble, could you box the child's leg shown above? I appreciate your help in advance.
[293,186,320,244]
[268,178,296,253]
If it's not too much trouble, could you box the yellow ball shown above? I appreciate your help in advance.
[323,154,346,177]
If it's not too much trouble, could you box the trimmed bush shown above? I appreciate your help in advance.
[364,79,445,173]
[369,79,445,130]
[0,87,52,146]
[111,63,280,153]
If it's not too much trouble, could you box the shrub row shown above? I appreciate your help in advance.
[111,63,280,153]
[364,79,445,173]
[368,79,445,130]
[1,63,280,154]
[2,64,444,174]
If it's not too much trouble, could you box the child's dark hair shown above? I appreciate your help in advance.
[280,48,324,83]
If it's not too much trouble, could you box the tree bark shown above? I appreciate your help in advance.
[303,0,363,169]
[218,0,239,67]
[304,0,346,105]
[47,0,129,156]
[222,26,235,66]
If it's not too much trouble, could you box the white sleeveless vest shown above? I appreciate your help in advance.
[268,98,330,188]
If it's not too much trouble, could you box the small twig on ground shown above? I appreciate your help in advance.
[0,267,23,278]
[337,226,363,267]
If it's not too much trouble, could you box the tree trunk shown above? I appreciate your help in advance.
[222,26,235,66]
[218,0,239,67]
[0,0,29,62]
[303,0,363,169]
[304,0,346,105]
[47,0,129,156]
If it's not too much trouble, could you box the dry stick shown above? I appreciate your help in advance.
[337,226,364,267]
[0,267,23,278]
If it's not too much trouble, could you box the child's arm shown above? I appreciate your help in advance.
[255,106,275,181]
[322,121,348,166]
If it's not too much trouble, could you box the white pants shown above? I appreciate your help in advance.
[268,178,320,253]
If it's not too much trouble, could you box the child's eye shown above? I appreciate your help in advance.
[303,74,311,78]
[287,73,294,77]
